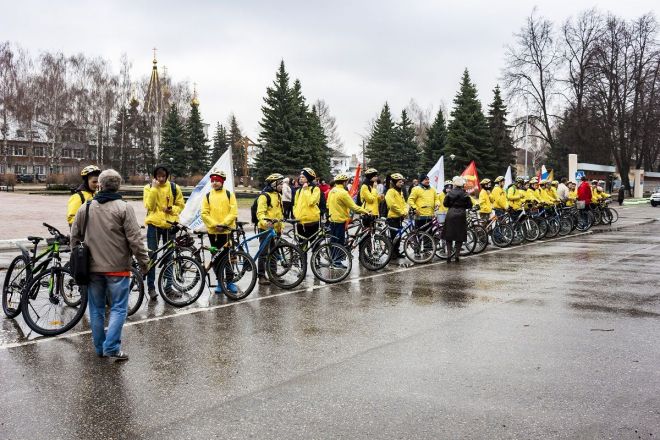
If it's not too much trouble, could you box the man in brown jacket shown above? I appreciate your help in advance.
[71,169,149,362]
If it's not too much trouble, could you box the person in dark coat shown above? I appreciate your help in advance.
[618,185,625,206]
[443,176,473,263]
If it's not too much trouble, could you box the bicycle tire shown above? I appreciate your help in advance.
[158,255,206,307]
[3,254,30,319]
[601,208,613,225]
[535,218,548,239]
[607,208,619,223]
[310,242,352,283]
[359,233,393,270]
[558,216,573,236]
[575,210,593,231]
[512,223,524,245]
[21,268,87,336]
[127,266,144,316]
[403,230,436,264]
[459,229,477,256]
[470,225,489,254]
[217,249,257,300]
[522,219,540,241]
[434,235,448,259]
[545,218,560,238]
[592,209,602,225]
[491,224,513,248]
[266,242,307,289]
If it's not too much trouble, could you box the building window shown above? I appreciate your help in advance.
[33,146,45,157]
[73,149,83,159]
[34,165,45,175]
[15,165,28,174]
[90,150,97,160]
[13,146,25,156]
[62,166,74,174]
[16,130,24,138]
[62,149,72,158]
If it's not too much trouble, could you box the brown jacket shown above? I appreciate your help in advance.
[71,199,149,273]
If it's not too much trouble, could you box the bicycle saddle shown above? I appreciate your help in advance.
[27,236,43,243]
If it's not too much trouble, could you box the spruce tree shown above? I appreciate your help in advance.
[445,69,494,178]
[228,115,244,178]
[111,106,129,176]
[185,99,209,175]
[256,61,298,182]
[305,106,331,180]
[210,122,228,164]
[392,109,419,178]
[160,104,187,177]
[487,85,516,176]
[126,98,154,176]
[289,79,313,170]
[365,102,396,177]
[421,109,447,173]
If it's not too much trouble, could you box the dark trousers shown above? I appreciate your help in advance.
[329,222,346,263]
[415,217,432,229]
[209,234,233,284]
[297,222,320,242]
[146,225,171,290]
[257,230,277,277]
[446,241,463,259]
[282,201,293,219]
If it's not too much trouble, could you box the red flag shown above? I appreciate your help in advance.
[460,161,480,194]
[349,163,362,199]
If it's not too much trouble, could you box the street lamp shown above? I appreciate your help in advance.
[449,154,456,177]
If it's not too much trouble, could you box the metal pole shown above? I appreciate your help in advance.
[524,99,529,178]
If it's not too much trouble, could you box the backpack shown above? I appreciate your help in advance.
[317,186,327,217]
[205,189,231,204]
[170,181,180,200]
[250,192,272,224]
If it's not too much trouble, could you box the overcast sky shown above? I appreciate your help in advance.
[2,0,658,155]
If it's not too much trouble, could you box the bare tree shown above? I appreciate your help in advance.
[404,98,434,148]
[0,42,16,173]
[314,98,344,152]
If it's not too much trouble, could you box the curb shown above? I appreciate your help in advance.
[589,218,658,234]
[0,239,30,252]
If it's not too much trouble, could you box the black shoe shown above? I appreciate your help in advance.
[454,256,460,262]
[446,257,452,264]
[148,288,158,300]
[106,351,129,363]
[258,277,271,286]
[96,352,106,358]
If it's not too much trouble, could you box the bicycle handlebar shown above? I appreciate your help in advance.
[43,222,65,238]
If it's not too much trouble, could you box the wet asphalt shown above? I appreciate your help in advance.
[1,220,659,439]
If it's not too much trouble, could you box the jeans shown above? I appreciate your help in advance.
[328,222,346,263]
[209,233,233,285]
[415,217,432,229]
[257,230,276,277]
[147,225,172,290]
[88,275,130,356]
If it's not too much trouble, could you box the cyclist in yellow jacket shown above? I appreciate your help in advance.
[256,173,285,284]
[526,178,541,205]
[408,174,438,228]
[491,175,508,216]
[358,168,382,216]
[67,165,101,225]
[385,173,409,247]
[566,182,578,206]
[327,173,369,269]
[201,168,238,294]
[143,165,185,299]
[507,177,525,219]
[293,167,322,240]
[478,178,493,221]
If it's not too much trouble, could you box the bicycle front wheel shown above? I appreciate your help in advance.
[545,218,560,238]
[471,225,489,254]
[127,266,144,316]
[158,255,206,307]
[459,229,477,256]
[558,216,573,236]
[217,249,257,300]
[403,230,436,264]
[3,254,30,319]
[311,242,352,283]
[359,233,392,270]
[491,224,513,248]
[21,268,87,336]
[607,207,619,223]
[266,242,307,289]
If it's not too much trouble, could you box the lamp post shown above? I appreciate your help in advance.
[449,154,456,178]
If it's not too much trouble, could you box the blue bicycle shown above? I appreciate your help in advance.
[234,219,307,289]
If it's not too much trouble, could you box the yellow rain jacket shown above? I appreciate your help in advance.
[201,188,238,234]
[550,187,559,201]
[525,188,540,204]
[436,192,447,214]
[257,191,283,232]
[566,190,577,207]
[386,188,408,219]
[67,189,94,225]
[359,183,380,216]
[478,189,492,214]
[293,185,321,224]
[507,185,524,210]
[543,188,557,204]
[143,181,185,229]
[327,184,368,222]
[490,185,508,210]
[408,186,438,217]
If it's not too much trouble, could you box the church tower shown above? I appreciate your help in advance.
[144,49,164,158]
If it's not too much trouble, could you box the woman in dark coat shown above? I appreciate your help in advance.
[617,185,625,206]
[443,176,473,263]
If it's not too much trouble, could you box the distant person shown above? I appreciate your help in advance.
[443,176,473,263]
[71,169,149,362]
[618,185,625,206]
[67,165,101,226]
[293,168,322,241]
[557,177,570,203]
[281,177,292,219]
[577,175,592,205]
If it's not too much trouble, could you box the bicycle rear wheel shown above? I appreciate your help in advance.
[21,268,87,336]
[558,216,573,236]
[522,219,540,241]
[545,218,560,238]
[459,229,477,256]
[266,242,306,289]
[403,230,436,264]
[535,218,548,239]
[311,242,352,283]
[217,249,257,300]
[607,207,618,223]
[601,208,613,225]
[158,255,206,307]
[127,266,144,316]
[3,255,30,319]
[359,233,393,270]
[471,225,489,254]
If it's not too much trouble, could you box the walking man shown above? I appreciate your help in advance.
[71,169,149,362]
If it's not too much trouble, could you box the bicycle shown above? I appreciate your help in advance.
[475,211,514,248]
[235,219,306,289]
[283,219,353,283]
[503,203,540,245]
[344,214,393,270]
[3,223,73,319]
[19,223,88,336]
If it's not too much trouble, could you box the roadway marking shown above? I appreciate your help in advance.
[0,220,655,350]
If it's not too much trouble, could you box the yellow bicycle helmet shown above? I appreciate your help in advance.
[301,167,317,179]
[210,168,227,178]
[81,165,101,176]
[494,176,505,183]
[480,178,491,186]
[365,168,378,175]
[265,173,285,183]
[334,173,350,182]
[444,179,453,185]
[515,177,524,183]
[390,173,405,181]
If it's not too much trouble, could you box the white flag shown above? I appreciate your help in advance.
[428,155,445,193]
[179,146,235,231]
[504,165,512,188]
